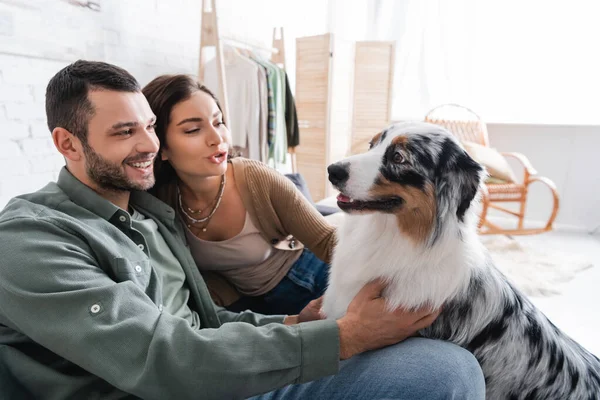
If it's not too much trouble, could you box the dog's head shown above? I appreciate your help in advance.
[328,122,484,244]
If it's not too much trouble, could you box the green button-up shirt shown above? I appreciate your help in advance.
[0,167,339,400]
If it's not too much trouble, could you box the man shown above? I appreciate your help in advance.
[0,60,485,399]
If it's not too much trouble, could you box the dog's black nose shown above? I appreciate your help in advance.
[328,163,349,186]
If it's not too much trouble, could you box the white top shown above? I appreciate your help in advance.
[184,212,300,296]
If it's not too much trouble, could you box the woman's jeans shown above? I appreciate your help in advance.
[251,337,486,400]
[226,248,329,315]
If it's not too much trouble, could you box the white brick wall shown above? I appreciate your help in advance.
[0,0,328,208]
[0,0,202,207]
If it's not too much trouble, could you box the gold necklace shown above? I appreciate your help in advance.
[178,174,226,232]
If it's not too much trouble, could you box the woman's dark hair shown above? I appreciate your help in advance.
[142,74,225,194]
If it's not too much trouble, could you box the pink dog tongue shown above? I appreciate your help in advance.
[337,194,351,203]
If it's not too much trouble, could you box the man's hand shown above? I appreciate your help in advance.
[283,296,325,325]
[337,279,440,360]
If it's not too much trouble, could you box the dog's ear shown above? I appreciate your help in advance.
[435,139,484,222]
[454,150,484,221]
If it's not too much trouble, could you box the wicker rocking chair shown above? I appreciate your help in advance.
[424,104,560,235]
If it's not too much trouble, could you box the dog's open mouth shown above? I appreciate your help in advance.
[336,193,404,212]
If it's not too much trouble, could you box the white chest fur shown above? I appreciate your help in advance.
[322,213,486,320]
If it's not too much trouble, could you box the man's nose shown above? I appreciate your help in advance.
[140,126,160,154]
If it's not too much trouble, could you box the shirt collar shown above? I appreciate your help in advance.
[56,167,176,225]
[130,190,176,225]
[56,167,120,221]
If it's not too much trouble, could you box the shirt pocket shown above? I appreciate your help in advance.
[114,258,152,289]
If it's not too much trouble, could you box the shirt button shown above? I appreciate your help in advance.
[138,244,145,251]
[134,265,142,273]
[119,215,127,222]
[158,304,163,312]
[90,304,101,314]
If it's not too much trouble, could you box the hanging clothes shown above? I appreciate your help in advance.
[252,59,275,149]
[252,57,287,167]
[204,47,261,160]
[272,64,288,165]
[255,60,269,163]
[283,71,300,148]
[204,47,297,170]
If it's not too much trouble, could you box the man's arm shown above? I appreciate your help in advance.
[214,305,287,326]
[0,217,339,400]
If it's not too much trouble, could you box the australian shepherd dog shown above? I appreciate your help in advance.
[322,122,600,399]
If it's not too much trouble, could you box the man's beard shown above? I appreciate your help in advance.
[82,142,155,193]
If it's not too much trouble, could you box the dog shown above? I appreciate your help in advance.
[321,122,600,399]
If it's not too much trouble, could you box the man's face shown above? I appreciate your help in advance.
[83,90,159,193]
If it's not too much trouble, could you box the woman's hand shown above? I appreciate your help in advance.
[284,296,325,325]
[298,296,325,323]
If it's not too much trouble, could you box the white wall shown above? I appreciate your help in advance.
[213,0,329,92]
[0,0,202,208]
[324,1,600,233]
[486,123,600,233]
[0,0,329,208]
[1,1,597,232]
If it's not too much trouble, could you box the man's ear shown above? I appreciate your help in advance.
[52,128,83,162]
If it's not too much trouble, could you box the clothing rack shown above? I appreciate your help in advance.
[198,0,296,172]
[221,35,280,57]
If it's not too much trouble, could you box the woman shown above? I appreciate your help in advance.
[143,74,336,315]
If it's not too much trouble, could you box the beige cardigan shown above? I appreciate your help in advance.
[156,157,337,306]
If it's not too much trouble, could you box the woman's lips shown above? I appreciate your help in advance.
[208,150,227,164]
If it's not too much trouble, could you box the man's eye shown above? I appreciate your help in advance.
[117,129,133,136]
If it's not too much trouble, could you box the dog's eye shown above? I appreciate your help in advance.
[368,141,373,150]
[393,151,405,164]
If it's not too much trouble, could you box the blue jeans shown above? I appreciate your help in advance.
[226,249,329,315]
[250,337,485,400]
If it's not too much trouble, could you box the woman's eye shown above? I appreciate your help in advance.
[393,151,405,164]
[184,128,200,134]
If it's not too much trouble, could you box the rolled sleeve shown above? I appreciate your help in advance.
[215,305,286,326]
[297,319,340,383]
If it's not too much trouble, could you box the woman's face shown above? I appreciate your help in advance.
[162,90,231,178]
